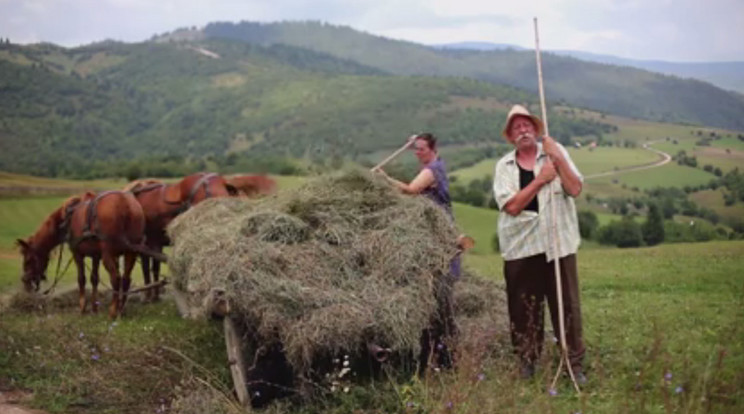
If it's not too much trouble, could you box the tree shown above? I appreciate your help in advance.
[598,217,643,248]
[578,210,599,240]
[642,203,665,246]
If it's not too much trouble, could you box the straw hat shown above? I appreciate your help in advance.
[502,104,544,138]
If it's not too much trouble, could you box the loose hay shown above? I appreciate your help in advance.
[168,169,505,377]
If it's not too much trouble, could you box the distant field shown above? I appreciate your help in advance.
[690,189,744,222]
[0,171,127,195]
[590,163,714,190]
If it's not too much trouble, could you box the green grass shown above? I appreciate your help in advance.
[690,189,744,222]
[590,163,715,190]
[2,186,744,414]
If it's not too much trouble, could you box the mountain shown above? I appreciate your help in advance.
[552,50,744,94]
[201,22,744,131]
[432,42,527,52]
[4,38,611,177]
[436,41,744,94]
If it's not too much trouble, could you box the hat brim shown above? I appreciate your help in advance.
[502,114,544,139]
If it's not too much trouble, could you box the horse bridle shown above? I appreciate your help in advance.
[163,173,220,217]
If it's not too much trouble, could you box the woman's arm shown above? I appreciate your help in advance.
[377,168,435,194]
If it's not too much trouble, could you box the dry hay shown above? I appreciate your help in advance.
[168,169,505,376]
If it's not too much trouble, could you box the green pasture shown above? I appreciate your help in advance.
[589,163,715,190]
[690,189,744,222]
[1,186,744,413]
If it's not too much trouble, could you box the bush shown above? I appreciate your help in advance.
[598,217,643,248]
[577,210,599,240]
[642,203,665,246]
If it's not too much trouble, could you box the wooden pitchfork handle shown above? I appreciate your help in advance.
[371,134,418,171]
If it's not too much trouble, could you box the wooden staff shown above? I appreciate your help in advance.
[370,134,418,171]
[534,17,581,394]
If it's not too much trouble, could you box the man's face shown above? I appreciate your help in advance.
[507,116,538,150]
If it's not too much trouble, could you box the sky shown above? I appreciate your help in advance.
[2,0,743,62]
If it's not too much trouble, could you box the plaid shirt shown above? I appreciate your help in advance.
[492,143,582,262]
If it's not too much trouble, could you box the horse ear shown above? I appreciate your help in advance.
[164,184,182,203]
[16,239,30,251]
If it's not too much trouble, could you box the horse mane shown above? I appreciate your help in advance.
[23,192,94,250]
[122,179,163,193]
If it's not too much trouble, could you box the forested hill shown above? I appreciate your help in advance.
[202,21,744,131]
[0,39,614,177]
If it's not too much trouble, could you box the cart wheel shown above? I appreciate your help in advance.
[224,316,251,409]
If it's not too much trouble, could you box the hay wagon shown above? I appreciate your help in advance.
[172,287,255,408]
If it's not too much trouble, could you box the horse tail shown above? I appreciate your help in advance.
[120,238,169,263]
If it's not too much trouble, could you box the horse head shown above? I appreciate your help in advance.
[164,172,233,206]
[16,238,48,292]
[226,174,277,198]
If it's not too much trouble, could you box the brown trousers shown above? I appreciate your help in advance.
[503,253,585,370]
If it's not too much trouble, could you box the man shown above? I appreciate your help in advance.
[492,104,586,383]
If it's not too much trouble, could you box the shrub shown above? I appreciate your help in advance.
[598,217,643,248]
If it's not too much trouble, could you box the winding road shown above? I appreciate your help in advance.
[584,141,672,180]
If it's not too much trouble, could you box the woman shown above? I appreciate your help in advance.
[375,132,459,369]
[375,133,454,220]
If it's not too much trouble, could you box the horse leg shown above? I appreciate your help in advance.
[102,250,121,319]
[141,253,152,302]
[74,252,87,314]
[120,252,137,313]
[91,256,101,313]
[152,249,162,301]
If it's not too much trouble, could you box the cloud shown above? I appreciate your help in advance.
[0,0,742,61]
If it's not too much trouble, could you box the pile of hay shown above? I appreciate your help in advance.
[168,169,505,375]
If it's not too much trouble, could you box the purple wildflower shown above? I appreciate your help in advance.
[549,388,558,396]
[477,373,486,381]
[406,401,415,408]
[664,372,672,381]
[675,386,684,394]
[445,401,454,410]
[91,354,100,361]
[436,342,445,350]
[78,332,85,339]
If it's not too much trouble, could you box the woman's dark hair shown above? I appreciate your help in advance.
[416,133,437,151]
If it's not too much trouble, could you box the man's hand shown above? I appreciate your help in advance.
[537,160,557,185]
[542,135,562,160]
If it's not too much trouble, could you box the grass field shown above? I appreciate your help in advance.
[1,174,743,413]
[450,146,660,183]
[589,163,715,190]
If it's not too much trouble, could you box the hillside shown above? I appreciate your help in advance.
[436,42,744,94]
[201,21,744,131]
[0,38,612,177]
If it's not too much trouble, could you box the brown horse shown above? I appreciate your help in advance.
[226,174,277,198]
[126,172,235,301]
[18,191,146,318]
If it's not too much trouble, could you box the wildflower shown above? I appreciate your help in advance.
[549,388,558,396]
[675,386,684,394]
[406,401,415,408]
[436,342,445,350]
[664,372,672,381]
[343,359,349,367]
[91,354,100,361]
[445,401,454,410]
[477,373,486,381]
[343,386,350,393]
[78,332,85,339]
[253,390,261,398]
